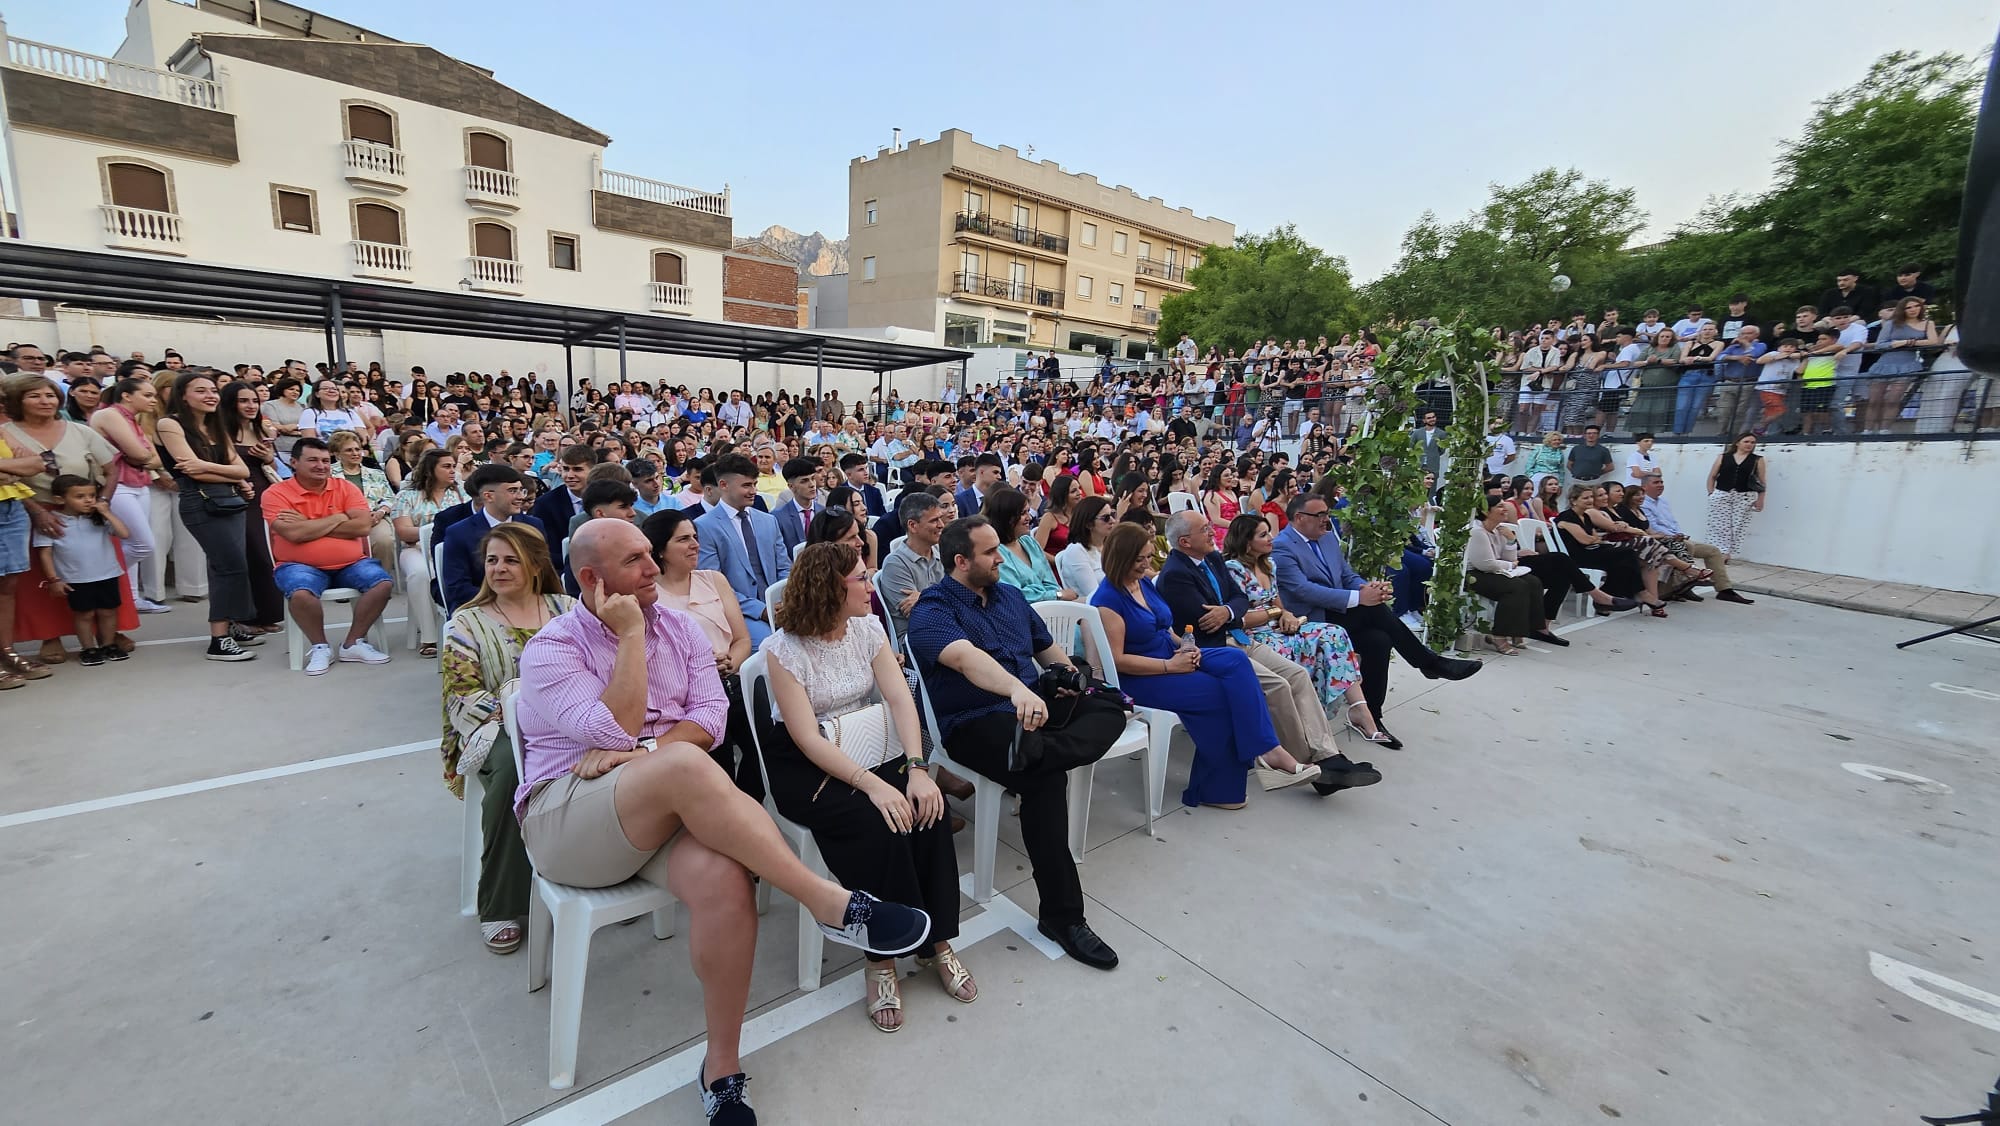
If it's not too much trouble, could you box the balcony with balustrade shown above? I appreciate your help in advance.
[1135,257,1191,286]
[951,271,1063,310]
[465,256,522,294]
[648,282,693,314]
[596,169,730,216]
[349,241,411,281]
[463,166,519,213]
[99,205,184,255]
[954,211,1069,256]
[1131,306,1160,327]
[3,33,225,110]
[342,140,406,193]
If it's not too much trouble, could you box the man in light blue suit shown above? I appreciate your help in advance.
[1271,491,1480,746]
[696,453,790,645]
[769,456,820,561]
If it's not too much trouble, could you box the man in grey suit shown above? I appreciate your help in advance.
[1413,410,1445,477]
[1271,492,1480,746]
[696,453,790,646]
[769,456,821,560]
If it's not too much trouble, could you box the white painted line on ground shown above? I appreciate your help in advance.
[134,616,410,648]
[1840,763,1953,794]
[1944,634,2000,648]
[527,906,1021,1126]
[0,739,438,830]
[1930,681,2000,702]
[1870,952,2000,1033]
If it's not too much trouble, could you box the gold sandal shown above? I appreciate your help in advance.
[2,651,52,681]
[916,948,978,1003]
[866,966,902,1032]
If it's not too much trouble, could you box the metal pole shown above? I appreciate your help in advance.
[815,341,824,409]
[616,319,627,384]
[741,358,749,398]
[328,288,347,369]
[563,343,574,424]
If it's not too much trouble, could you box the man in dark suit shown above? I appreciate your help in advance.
[1412,411,1444,477]
[954,452,1002,517]
[839,453,887,519]
[695,453,789,645]
[770,456,820,559]
[1155,511,1381,790]
[440,464,546,613]
[1271,493,1479,745]
[529,443,592,582]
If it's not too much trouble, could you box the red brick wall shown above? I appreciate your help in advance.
[723,254,799,327]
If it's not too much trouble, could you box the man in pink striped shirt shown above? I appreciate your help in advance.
[513,519,932,1122]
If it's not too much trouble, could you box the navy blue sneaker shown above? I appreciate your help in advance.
[699,1064,755,1124]
[816,890,931,958]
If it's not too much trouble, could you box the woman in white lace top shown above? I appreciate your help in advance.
[761,542,975,1033]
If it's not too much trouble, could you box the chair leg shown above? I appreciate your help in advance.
[1066,765,1094,865]
[754,879,772,916]
[459,775,482,918]
[527,886,552,993]
[1145,713,1174,821]
[970,780,1001,904]
[795,835,824,992]
[545,903,594,1090]
[651,903,676,940]
[285,612,304,671]
[1138,729,1157,838]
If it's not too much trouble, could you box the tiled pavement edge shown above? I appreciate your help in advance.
[1727,559,2000,630]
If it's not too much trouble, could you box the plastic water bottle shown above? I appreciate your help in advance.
[1179,625,1198,653]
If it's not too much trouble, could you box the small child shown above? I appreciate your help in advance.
[31,475,132,667]
[1799,329,1855,434]
[1753,338,1804,433]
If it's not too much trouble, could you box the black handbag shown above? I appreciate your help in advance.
[1006,666,1133,774]
[196,481,249,515]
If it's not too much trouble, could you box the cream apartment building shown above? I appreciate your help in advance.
[0,0,802,382]
[844,129,1234,359]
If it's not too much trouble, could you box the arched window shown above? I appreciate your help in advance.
[472,221,515,261]
[651,251,685,286]
[345,104,396,147]
[106,162,171,212]
[467,130,510,171]
[355,202,403,246]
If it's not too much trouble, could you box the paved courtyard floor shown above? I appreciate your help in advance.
[2,592,1996,1125]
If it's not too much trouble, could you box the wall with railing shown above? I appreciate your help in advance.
[3,33,225,109]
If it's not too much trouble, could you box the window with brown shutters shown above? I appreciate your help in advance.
[275,189,315,233]
[652,251,684,285]
[346,105,395,146]
[473,221,514,260]
[467,131,510,171]
[355,202,402,245]
[107,163,170,212]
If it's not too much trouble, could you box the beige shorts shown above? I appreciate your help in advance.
[521,769,679,888]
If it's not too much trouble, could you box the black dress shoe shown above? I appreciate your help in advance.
[1372,727,1403,750]
[1421,655,1483,681]
[1311,755,1384,795]
[1670,589,1704,602]
[1038,920,1118,970]
[1714,589,1755,605]
[1529,630,1570,647]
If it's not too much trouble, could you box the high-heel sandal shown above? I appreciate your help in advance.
[915,948,978,1003]
[866,966,902,1032]
[1644,602,1669,618]
[1253,756,1321,791]
[1482,635,1519,656]
[1343,701,1395,745]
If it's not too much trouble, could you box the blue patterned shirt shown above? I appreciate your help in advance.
[906,576,1053,738]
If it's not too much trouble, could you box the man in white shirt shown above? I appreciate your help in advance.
[1092,408,1121,443]
[1483,418,1518,475]
[1637,475,1751,604]
[1671,306,1714,341]
[717,390,753,430]
[1830,306,1872,435]
[1174,333,1198,373]
[423,403,463,446]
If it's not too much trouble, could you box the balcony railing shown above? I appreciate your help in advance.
[466,256,522,292]
[648,282,693,312]
[342,140,406,190]
[1131,306,1160,327]
[597,169,730,216]
[4,35,225,110]
[1135,257,1190,284]
[463,165,519,211]
[348,240,411,278]
[954,211,1069,254]
[99,204,183,253]
[951,271,1063,309]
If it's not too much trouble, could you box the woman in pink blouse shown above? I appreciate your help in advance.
[644,508,761,799]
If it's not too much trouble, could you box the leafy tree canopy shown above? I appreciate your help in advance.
[1156,224,1361,352]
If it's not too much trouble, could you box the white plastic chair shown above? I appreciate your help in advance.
[1530,516,1606,617]
[738,651,830,992]
[764,578,787,618]
[432,533,452,619]
[1031,601,1176,834]
[458,760,483,917]
[503,688,679,1091]
[870,570,901,653]
[1165,490,1199,514]
[792,541,808,560]
[268,528,389,670]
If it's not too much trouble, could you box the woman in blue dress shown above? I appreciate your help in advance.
[1862,296,1940,434]
[1088,523,1319,810]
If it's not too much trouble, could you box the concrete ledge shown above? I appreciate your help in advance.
[1731,559,2000,628]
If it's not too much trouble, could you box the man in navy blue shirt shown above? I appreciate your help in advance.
[907,516,1119,970]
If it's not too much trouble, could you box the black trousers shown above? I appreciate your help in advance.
[1518,552,1595,621]
[243,515,285,628]
[710,675,764,803]
[942,711,1086,927]
[762,723,960,949]
[1467,570,1546,637]
[1327,601,1439,724]
[1567,544,1645,599]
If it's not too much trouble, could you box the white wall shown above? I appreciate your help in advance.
[1652,439,1999,596]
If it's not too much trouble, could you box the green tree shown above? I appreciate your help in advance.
[1363,169,1643,329]
[1156,225,1360,351]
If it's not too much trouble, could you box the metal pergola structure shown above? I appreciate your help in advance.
[0,242,969,408]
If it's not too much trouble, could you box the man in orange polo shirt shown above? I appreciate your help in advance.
[262,437,395,676]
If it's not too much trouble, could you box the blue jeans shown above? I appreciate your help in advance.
[274,557,393,599]
[1390,549,1434,617]
[1673,370,1716,434]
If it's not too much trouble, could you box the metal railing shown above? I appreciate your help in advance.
[4,35,225,110]
[349,240,410,275]
[597,169,730,216]
[342,140,406,181]
[951,271,1063,309]
[466,256,522,289]
[1131,307,1160,327]
[648,281,692,309]
[99,204,182,247]
[954,211,1069,254]
[1135,256,1189,283]
[463,165,519,199]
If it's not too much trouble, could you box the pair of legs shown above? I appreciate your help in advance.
[1864,378,1911,432]
[104,483,156,607]
[145,483,206,601]
[1326,602,1448,728]
[1244,642,1343,763]
[275,556,394,649]
[179,502,254,643]
[69,604,120,651]
[398,543,439,649]
[1517,551,1625,621]
[1466,570,1547,651]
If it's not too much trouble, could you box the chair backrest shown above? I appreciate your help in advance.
[1030,599,1120,688]
[792,541,807,560]
[501,684,525,780]
[887,535,906,559]
[1166,490,1199,514]
[1517,518,1557,555]
[736,651,788,819]
[907,648,947,751]
[870,570,900,652]
[765,578,787,617]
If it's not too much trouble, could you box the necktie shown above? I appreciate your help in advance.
[801,506,813,537]
[1198,558,1253,645]
[1308,537,1329,575]
[738,509,768,589]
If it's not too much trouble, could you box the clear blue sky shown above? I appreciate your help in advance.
[13,0,1995,278]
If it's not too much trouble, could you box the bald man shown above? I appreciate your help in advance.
[514,520,933,1118]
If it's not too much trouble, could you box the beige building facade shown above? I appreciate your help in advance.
[844,130,1233,359]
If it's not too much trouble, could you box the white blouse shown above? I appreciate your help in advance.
[1055,542,1104,596]
[764,615,887,723]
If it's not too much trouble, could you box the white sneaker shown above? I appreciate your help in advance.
[338,639,392,665]
[134,597,173,614]
[303,643,335,676]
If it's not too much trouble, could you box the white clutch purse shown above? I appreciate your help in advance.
[820,702,903,772]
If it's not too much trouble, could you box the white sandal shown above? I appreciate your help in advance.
[917,948,978,1003]
[1253,757,1321,791]
[866,966,902,1032]
[480,919,523,954]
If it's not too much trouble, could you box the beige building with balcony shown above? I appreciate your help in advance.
[843,129,1234,359]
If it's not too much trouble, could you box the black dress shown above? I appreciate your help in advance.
[233,436,286,628]
[1555,510,1645,597]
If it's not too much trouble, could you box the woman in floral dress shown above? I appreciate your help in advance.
[1219,513,1393,745]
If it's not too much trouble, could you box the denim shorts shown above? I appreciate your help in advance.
[274,557,393,598]
[0,499,28,576]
